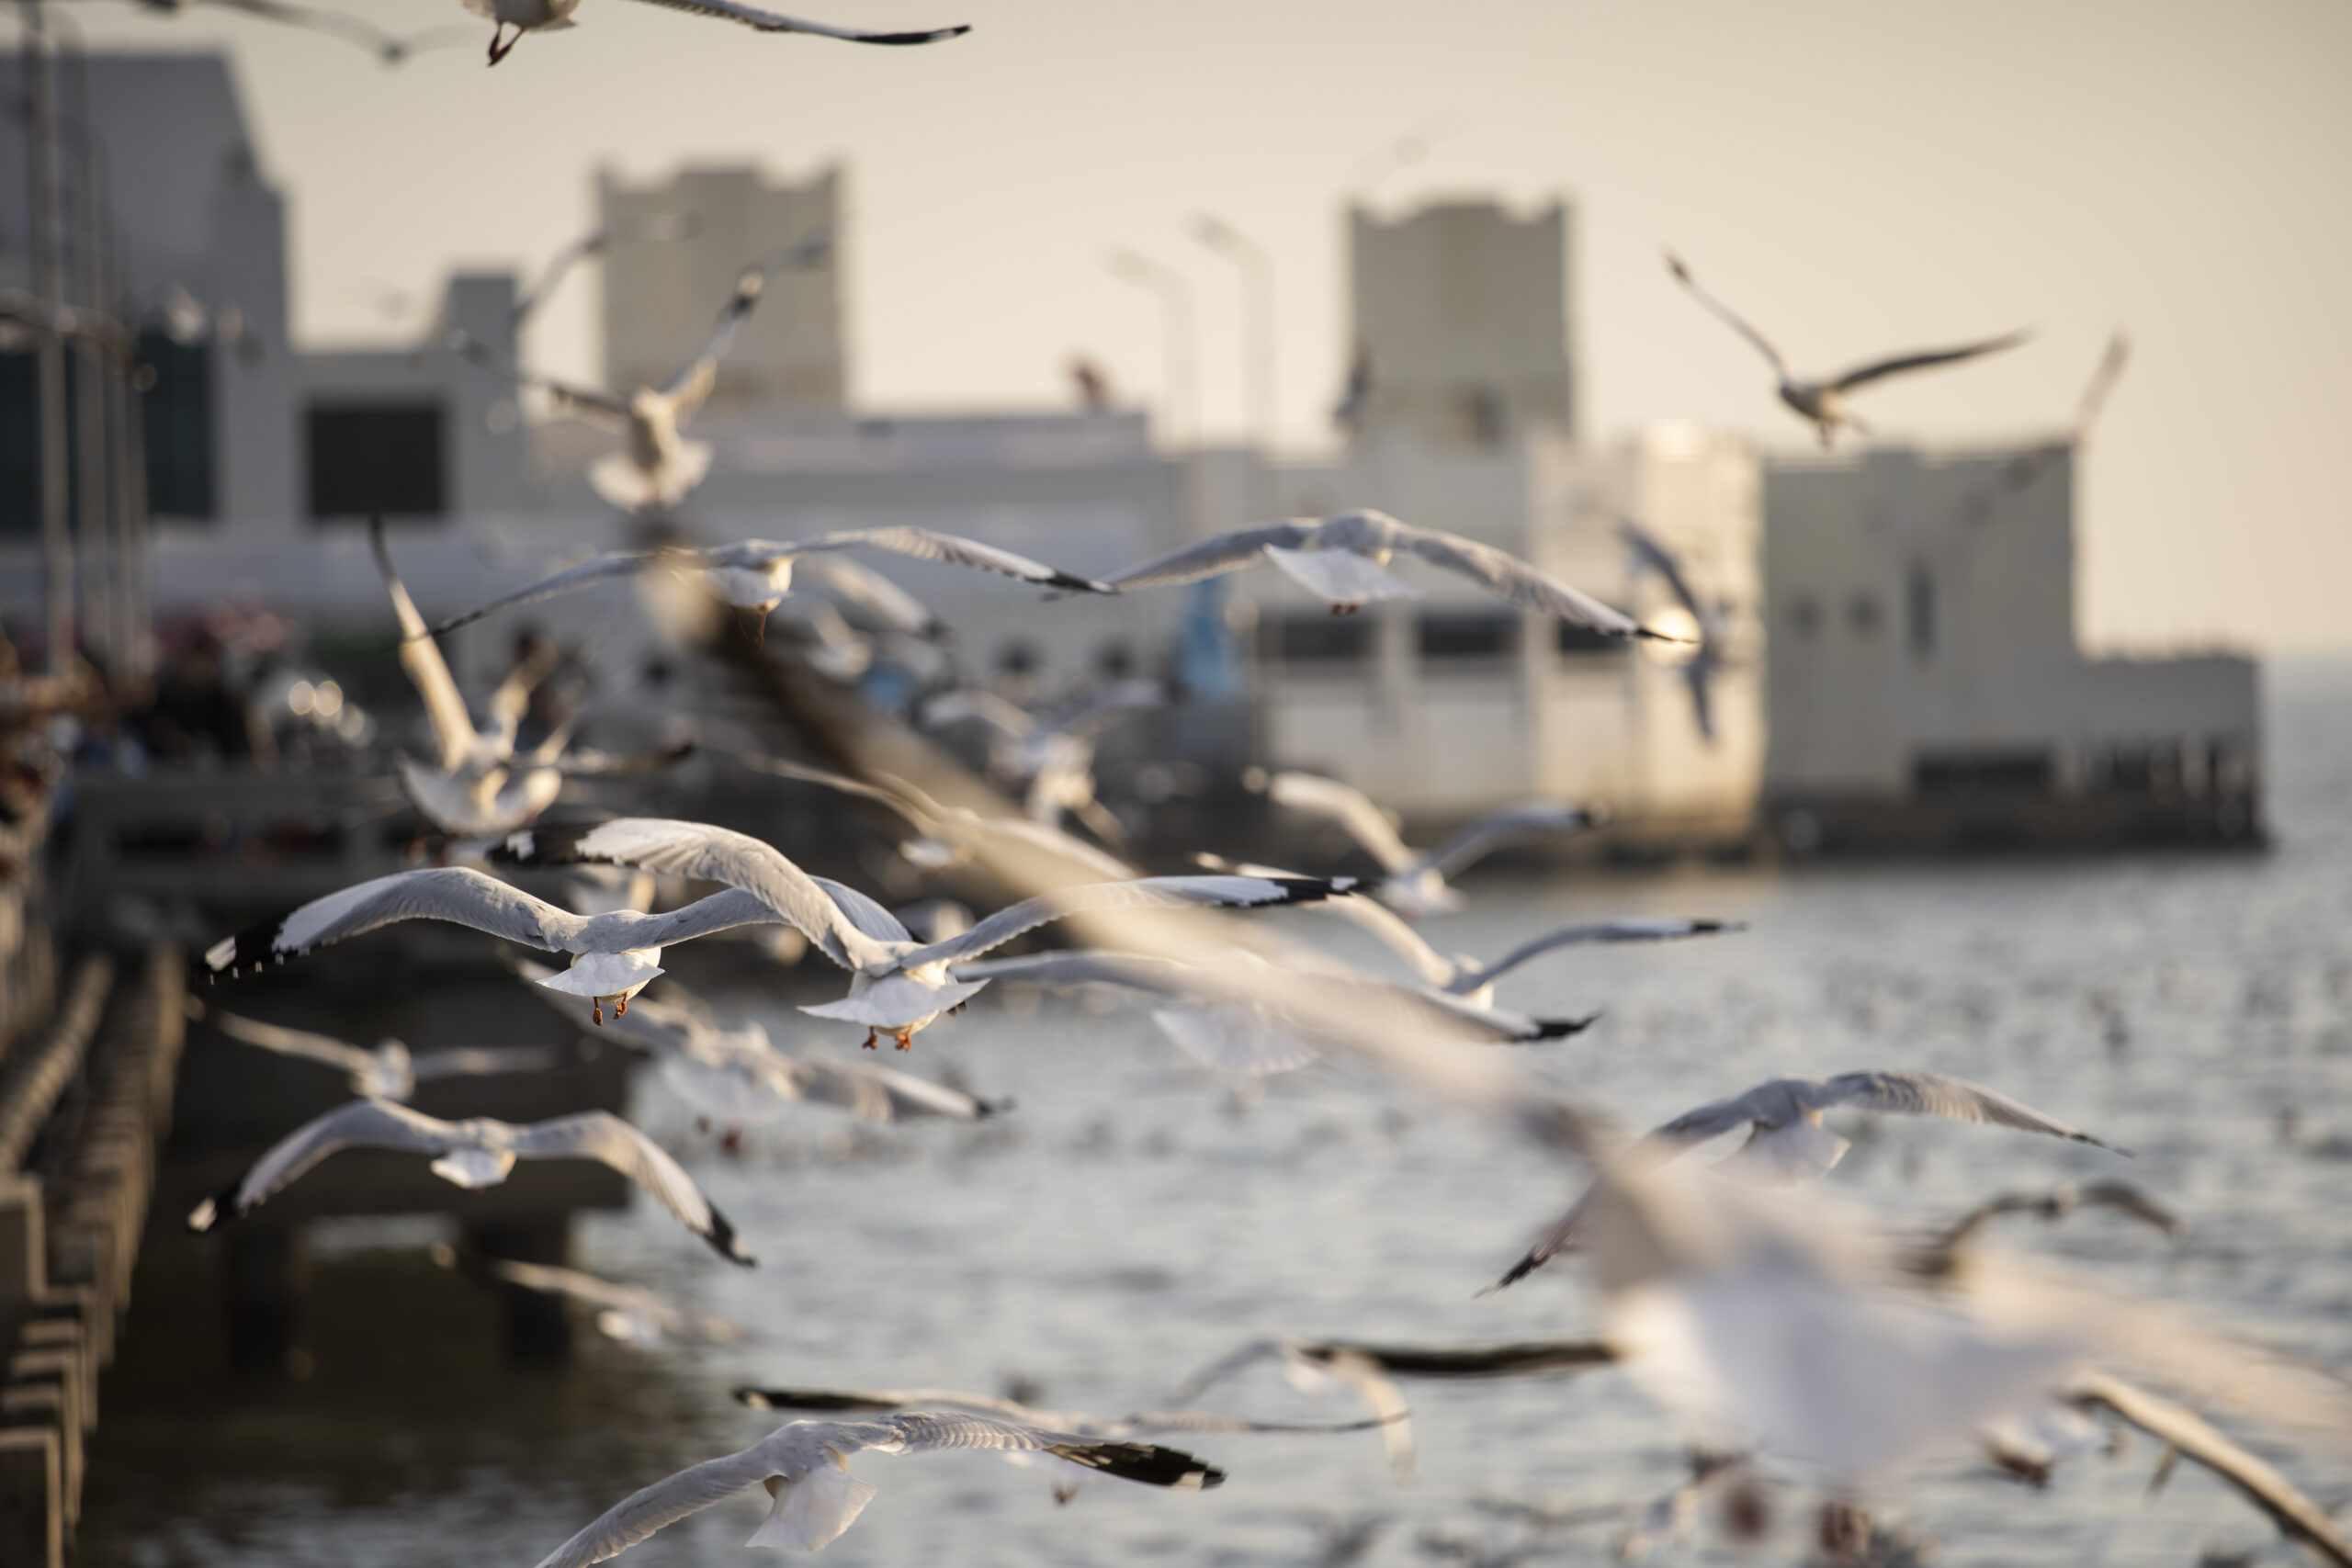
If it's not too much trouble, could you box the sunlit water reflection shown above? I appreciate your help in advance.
[82,662,2352,1567]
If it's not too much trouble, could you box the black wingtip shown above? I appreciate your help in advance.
[1051,1441,1225,1491]
[974,1095,1014,1120]
[488,822,595,868]
[1045,570,1114,594]
[203,917,289,978]
[1477,1254,1541,1296]
[186,1180,245,1234]
[732,1387,900,1413]
[1531,1013,1600,1040]
[707,1204,756,1268]
[856,23,969,43]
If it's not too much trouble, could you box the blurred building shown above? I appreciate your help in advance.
[596,163,844,412]
[1762,444,2262,851]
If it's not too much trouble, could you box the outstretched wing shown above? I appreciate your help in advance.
[779,1054,1002,1122]
[1258,770,1416,874]
[624,0,968,43]
[656,269,764,412]
[1825,330,2030,394]
[371,515,478,768]
[445,328,630,420]
[1663,248,1791,378]
[1617,518,1707,627]
[875,1413,1225,1490]
[530,1439,789,1568]
[187,1099,455,1230]
[1804,1070,2123,1153]
[909,874,1350,966]
[1453,917,1736,996]
[203,867,585,976]
[1416,802,1596,883]
[512,1111,754,1264]
[1396,526,1647,637]
[787,552,943,637]
[1098,523,1317,592]
[198,1003,376,1077]
[428,551,662,637]
[775,525,1108,594]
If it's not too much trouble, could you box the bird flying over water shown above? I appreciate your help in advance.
[465,0,967,66]
[191,997,558,1102]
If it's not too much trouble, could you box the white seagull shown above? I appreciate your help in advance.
[1488,1070,2126,1291]
[432,1243,747,1348]
[1099,508,1662,633]
[526,1413,1221,1562]
[430,527,1110,646]
[1243,769,1598,918]
[1665,248,2030,446]
[373,517,686,837]
[920,680,1169,834]
[512,958,1004,1126]
[733,1382,1396,1505]
[191,997,560,1102]
[492,818,1353,1050]
[187,1100,753,1264]
[202,866,786,1022]
[469,0,967,65]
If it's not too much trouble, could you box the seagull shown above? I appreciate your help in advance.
[468,0,967,66]
[526,1413,1220,1562]
[1487,1070,2126,1291]
[1242,769,1597,918]
[373,517,687,837]
[1173,1336,1618,1481]
[1664,248,2030,446]
[1197,857,1735,1005]
[491,818,1355,1049]
[202,866,787,1022]
[428,527,1110,646]
[1931,1179,2185,1256]
[121,0,476,66]
[186,1099,753,1264]
[1618,519,1727,743]
[432,1243,746,1348]
[920,680,1169,834]
[510,958,1004,1126]
[511,213,704,330]
[1962,330,2132,525]
[732,1382,1396,1504]
[190,997,560,1102]
[1099,508,1662,633]
[740,753,1136,883]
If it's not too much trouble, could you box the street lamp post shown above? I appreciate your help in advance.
[1103,247,1197,451]
[18,0,74,674]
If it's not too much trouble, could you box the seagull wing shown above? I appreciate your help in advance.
[200,1005,377,1078]
[1801,1070,2123,1152]
[1415,802,1596,883]
[917,688,1036,741]
[1453,918,1736,995]
[512,228,608,330]
[574,886,795,953]
[2065,1371,2352,1568]
[188,1099,458,1229]
[907,874,1349,966]
[203,867,587,976]
[1617,518,1708,627]
[623,0,968,43]
[530,1433,808,1568]
[427,551,662,636]
[1042,679,1169,740]
[870,1412,1225,1490]
[496,819,901,969]
[737,1385,1047,1421]
[1306,1338,1619,1378]
[654,269,764,412]
[1098,523,1316,592]
[1663,249,1792,378]
[777,1053,1001,1122]
[808,876,918,943]
[512,1111,754,1264]
[1310,890,1456,987]
[371,515,479,767]
[514,958,713,1060]
[1261,771,1416,874]
[1396,526,1645,637]
[446,329,629,421]
[780,525,1109,594]
[738,752,933,829]
[409,1045,563,1080]
[786,552,943,636]
[1825,330,2030,394]
[2075,329,2131,438]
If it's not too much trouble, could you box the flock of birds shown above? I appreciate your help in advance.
[84,8,2330,1566]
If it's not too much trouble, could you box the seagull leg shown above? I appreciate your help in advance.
[614,995,628,1017]
[591,998,603,1025]
[487,23,517,63]
[892,1027,914,1052]
[736,606,767,647]
[719,1126,743,1155]
[861,1028,878,1050]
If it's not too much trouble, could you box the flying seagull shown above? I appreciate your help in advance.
[187,1100,753,1264]
[526,1413,1220,1562]
[733,1383,1396,1504]
[429,528,1109,646]
[123,0,475,65]
[468,0,967,66]
[373,517,686,837]
[511,213,704,330]
[491,818,1353,1050]
[191,997,559,1102]
[1099,508,1665,633]
[511,958,1004,1126]
[1618,518,1727,743]
[432,1243,746,1348]
[920,680,1169,835]
[1930,1179,2185,1256]
[1488,1070,2126,1291]
[1242,770,1597,919]
[202,866,786,1022]
[1665,248,2029,446]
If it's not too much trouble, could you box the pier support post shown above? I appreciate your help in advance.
[223,1227,307,1377]
[0,1427,61,1568]
[465,1219,573,1368]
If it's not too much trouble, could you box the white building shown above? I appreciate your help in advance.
[1763,443,2261,850]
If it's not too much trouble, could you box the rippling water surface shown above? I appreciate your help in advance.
[83,664,2352,1568]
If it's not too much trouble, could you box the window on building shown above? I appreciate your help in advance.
[1556,619,1625,657]
[1419,613,1517,661]
[1848,592,1881,635]
[1906,564,1935,660]
[139,333,214,519]
[1790,594,1821,637]
[0,351,35,535]
[1263,615,1372,663]
[1913,749,2053,796]
[307,401,446,519]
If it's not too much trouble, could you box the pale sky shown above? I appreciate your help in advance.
[51,0,2352,653]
